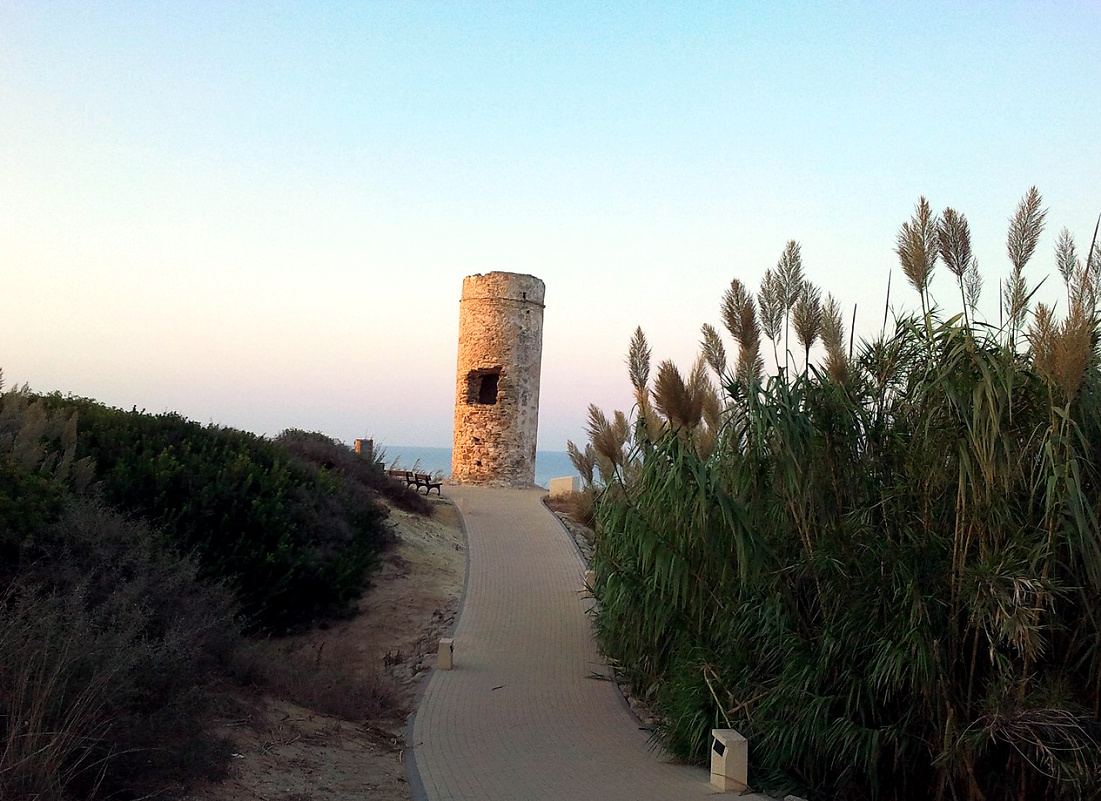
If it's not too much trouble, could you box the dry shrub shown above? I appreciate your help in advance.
[277,428,433,516]
[564,489,596,530]
[0,498,239,800]
[231,637,398,722]
[544,490,597,532]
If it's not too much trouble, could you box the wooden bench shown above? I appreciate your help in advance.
[387,469,443,496]
[412,472,443,496]
[387,469,416,486]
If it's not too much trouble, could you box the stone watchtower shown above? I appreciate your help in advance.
[451,272,545,486]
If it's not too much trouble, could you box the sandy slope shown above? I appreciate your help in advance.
[185,497,465,801]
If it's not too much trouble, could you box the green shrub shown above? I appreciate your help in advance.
[0,384,93,560]
[34,397,391,631]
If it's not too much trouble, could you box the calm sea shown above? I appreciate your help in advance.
[380,445,577,489]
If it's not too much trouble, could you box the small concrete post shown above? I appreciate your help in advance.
[549,475,581,497]
[438,637,455,670]
[710,729,748,792]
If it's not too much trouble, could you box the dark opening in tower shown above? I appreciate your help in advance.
[467,369,501,405]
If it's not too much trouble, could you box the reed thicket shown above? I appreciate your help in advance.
[574,189,1101,800]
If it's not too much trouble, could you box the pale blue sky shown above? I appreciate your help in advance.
[2,2,1098,449]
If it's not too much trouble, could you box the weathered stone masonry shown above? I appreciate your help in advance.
[451,272,545,486]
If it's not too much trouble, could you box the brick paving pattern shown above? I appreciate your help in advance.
[409,486,772,800]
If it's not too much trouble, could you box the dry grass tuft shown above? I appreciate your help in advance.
[231,638,398,723]
[546,489,597,530]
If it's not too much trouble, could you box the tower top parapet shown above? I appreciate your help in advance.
[460,272,545,306]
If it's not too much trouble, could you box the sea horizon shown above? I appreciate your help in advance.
[379,445,578,490]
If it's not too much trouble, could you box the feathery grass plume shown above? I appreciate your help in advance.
[895,197,938,323]
[586,404,623,469]
[777,240,805,311]
[777,242,806,374]
[1088,217,1101,281]
[700,323,727,378]
[1007,186,1047,273]
[652,360,702,430]
[566,439,597,487]
[688,356,720,458]
[821,294,849,384]
[1032,302,1094,402]
[737,293,764,385]
[1002,268,1030,344]
[759,269,784,366]
[721,279,764,385]
[626,327,663,446]
[792,280,823,373]
[1053,305,1094,402]
[1029,302,1057,375]
[626,326,651,405]
[1057,227,1100,313]
[964,258,983,316]
[639,394,664,447]
[1003,188,1047,348]
[937,208,974,280]
[1072,265,1098,315]
[1056,227,1080,288]
[720,279,749,343]
[612,409,631,453]
[700,375,722,434]
[594,451,617,485]
[937,207,977,322]
[686,355,714,408]
[694,414,718,460]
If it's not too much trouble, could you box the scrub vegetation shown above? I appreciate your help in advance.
[0,383,421,799]
[572,189,1101,800]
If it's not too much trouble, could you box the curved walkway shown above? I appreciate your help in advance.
[408,485,770,800]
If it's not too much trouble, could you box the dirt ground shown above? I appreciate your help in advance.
[185,496,466,801]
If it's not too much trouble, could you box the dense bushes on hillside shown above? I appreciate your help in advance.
[276,427,434,515]
[578,191,1101,800]
[0,385,238,799]
[36,395,395,631]
[1,378,411,798]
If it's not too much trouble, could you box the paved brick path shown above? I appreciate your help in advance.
[408,486,771,800]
